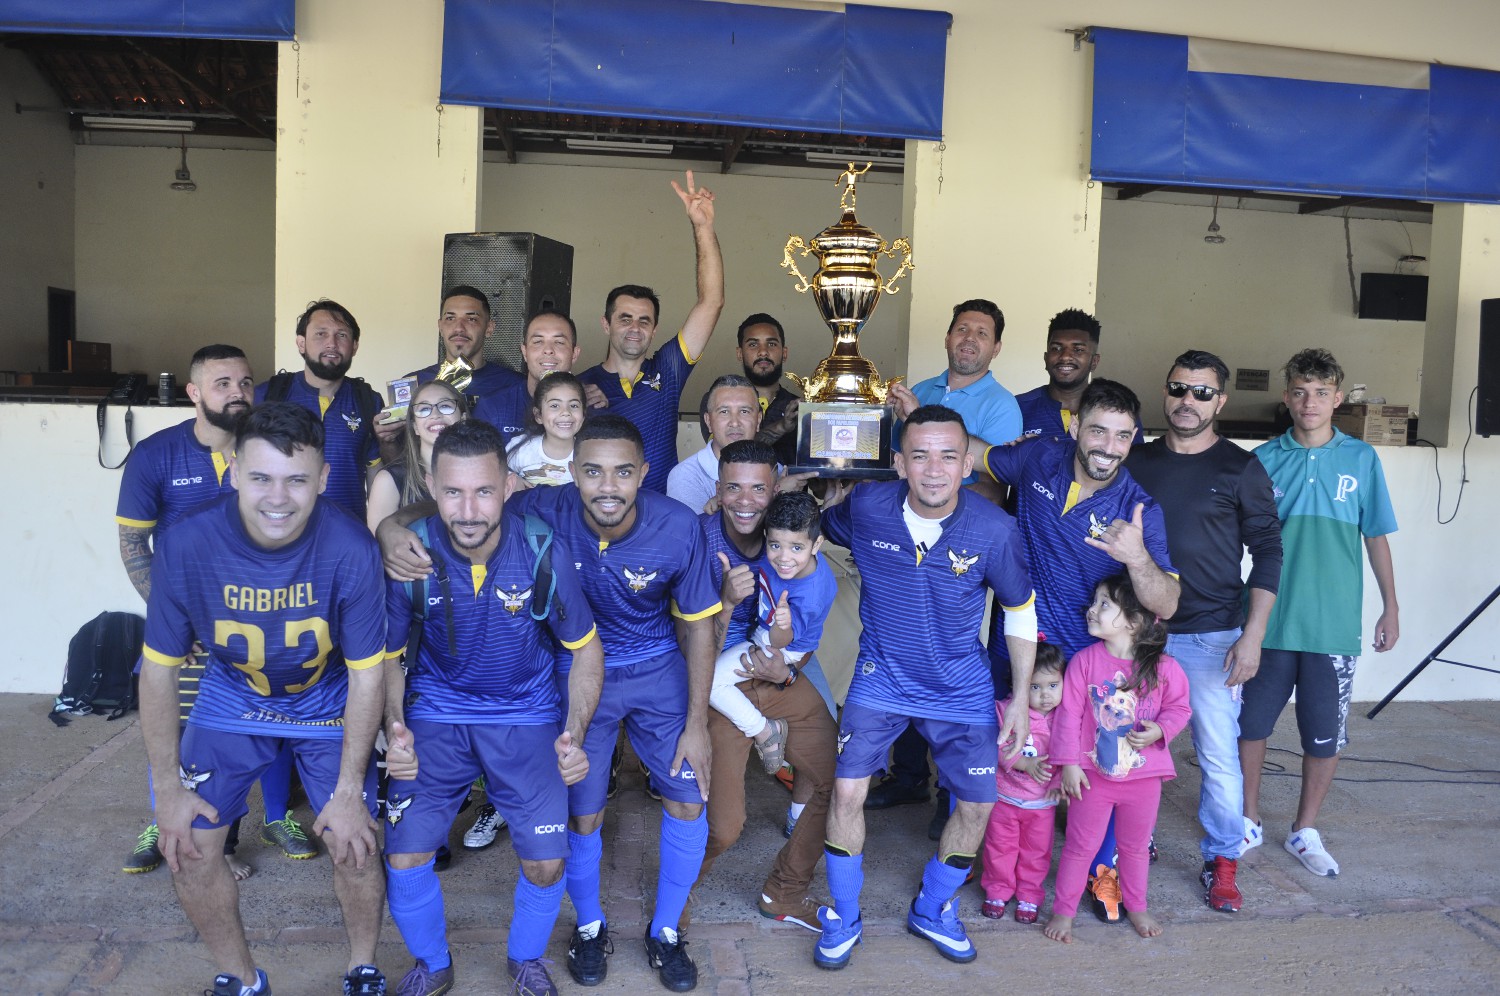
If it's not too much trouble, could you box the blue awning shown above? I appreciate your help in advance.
[1090,27,1500,204]
[0,1,294,41]
[440,0,951,141]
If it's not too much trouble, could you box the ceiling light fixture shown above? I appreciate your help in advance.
[170,137,197,192]
[81,115,195,133]
[1204,195,1226,244]
[564,138,673,154]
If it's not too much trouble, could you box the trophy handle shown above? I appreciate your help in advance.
[781,235,814,293]
[880,238,914,294]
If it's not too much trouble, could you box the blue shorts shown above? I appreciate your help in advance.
[385,720,568,861]
[178,724,378,829]
[836,702,1000,804]
[1239,650,1357,758]
[570,650,701,815]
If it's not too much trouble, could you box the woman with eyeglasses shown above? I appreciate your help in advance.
[366,379,467,531]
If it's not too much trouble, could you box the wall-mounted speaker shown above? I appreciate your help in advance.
[440,233,574,372]
[1358,273,1428,322]
[1479,298,1499,438]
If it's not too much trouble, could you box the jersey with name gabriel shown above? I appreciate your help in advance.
[386,512,596,724]
[143,495,387,738]
[577,333,696,493]
[254,375,383,520]
[115,419,236,537]
[983,437,1174,663]
[823,480,1035,724]
[510,484,720,671]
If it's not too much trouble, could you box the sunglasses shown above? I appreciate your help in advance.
[413,400,460,418]
[1166,381,1223,402]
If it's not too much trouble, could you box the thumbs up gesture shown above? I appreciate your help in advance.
[385,719,419,781]
[555,729,590,786]
[772,589,792,632]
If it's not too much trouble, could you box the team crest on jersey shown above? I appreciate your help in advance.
[642,372,663,392]
[836,731,852,756]
[624,567,659,592]
[1087,511,1109,540]
[500,585,533,614]
[179,765,212,792]
[948,550,979,576]
[861,660,876,676]
[342,412,363,433]
[386,795,412,826]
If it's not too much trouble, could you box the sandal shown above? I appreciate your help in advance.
[753,718,789,774]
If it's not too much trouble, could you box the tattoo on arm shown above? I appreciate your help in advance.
[119,526,154,603]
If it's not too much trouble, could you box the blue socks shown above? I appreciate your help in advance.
[509,871,565,962]
[649,810,709,938]
[914,854,970,918]
[566,828,605,928]
[1092,813,1118,875]
[260,745,293,819]
[386,858,451,972]
[824,848,864,924]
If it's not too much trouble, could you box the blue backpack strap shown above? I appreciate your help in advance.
[524,513,560,623]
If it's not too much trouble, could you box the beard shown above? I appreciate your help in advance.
[305,354,352,381]
[746,362,783,388]
[203,400,249,433]
[1075,446,1120,483]
[447,519,499,551]
[1169,405,1213,438]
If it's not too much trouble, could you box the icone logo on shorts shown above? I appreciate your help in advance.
[968,766,996,776]
[534,824,566,834]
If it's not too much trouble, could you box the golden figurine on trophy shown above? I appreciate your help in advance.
[779,163,913,478]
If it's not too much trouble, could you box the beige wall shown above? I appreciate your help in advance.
[479,157,907,398]
[74,146,276,383]
[0,49,74,373]
[1096,197,1431,426]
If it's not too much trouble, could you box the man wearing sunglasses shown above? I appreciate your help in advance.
[1125,350,1282,916]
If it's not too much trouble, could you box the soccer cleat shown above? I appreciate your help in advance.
[566,923,613,987]
[1239,816,1264,856]
[813,906,862,970]
[758,893,823,932]
[1014,901,1040,925]
[1202,857,1243,913]
[507,957,557,996]
[343,964,386,996]
[395,960,453,996]
[1285,827,1340,877]
[644,926,697,992]
[906,895,977,964]
[205,969,271,996]
[124,824,163,874]
[261,811,317,859]
[1088,865,1123,923]
[462,803,505,850]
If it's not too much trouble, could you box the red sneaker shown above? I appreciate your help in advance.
[1201,856,1243,913]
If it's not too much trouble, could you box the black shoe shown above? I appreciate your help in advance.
[927,788,951,842]
[433,844,452,872]
[608,746,622,799]
[1149,834,1159,863]
[342,964,386,995]
[863,776,929,810]
[644,926,697,992]
[567,924,613,986]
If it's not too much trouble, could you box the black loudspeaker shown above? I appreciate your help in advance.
[1479,298,1499,438]
[1358,273,1428,321]
[440,233,574,372]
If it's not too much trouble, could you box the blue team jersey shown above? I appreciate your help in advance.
[142,495,387,738]
[982,437,1175,664]
[385,513,596,725]
[577,333,697,493]
[253,374,382,520]
[699,511,756,652]
[412,360,523,408]
[755,553,837,654]
[115,419,235,536]
[1014,385,1144,444]
[822,481,1035,723]
[470,378,532,443]
[509,484,721,670]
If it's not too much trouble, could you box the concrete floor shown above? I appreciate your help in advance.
[2,694,1498,995]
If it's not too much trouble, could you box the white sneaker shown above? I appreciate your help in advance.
[1284,826,1339,877]
[462,803,505,849]
[1239,817,1263,856]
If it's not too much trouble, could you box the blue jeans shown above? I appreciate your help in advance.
[1167,629,1245,861]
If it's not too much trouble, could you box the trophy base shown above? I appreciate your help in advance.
[788,402,898,480]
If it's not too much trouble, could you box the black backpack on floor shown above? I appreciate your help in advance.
[50,611,146,724]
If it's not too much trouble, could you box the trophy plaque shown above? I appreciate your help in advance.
[780,163,913,479]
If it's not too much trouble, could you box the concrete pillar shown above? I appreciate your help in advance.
[275,0,482,388]
[1422,202,1500,446]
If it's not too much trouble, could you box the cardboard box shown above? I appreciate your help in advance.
[1336,403,1410,420]
[1333,411,1409,446]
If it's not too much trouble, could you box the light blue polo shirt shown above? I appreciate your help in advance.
[902,370,1023,484]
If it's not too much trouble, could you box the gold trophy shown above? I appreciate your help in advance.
[780,163,913,478]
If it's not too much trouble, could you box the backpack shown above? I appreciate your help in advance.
[50,611,146,724]
[404,513,562,668]
[263,371,384,469]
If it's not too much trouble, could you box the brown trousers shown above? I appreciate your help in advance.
[696,675,838,902]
